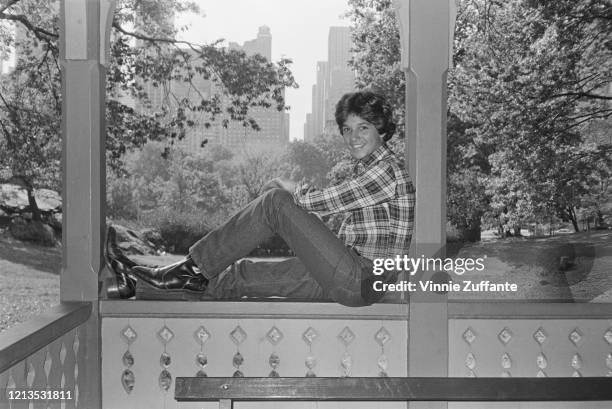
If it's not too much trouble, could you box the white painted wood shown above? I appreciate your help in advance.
[99,0,116,66]
[449,318,612,408]
[101,318,408,409]
[393,1,455,408]
[64,0,88,60]
[60,1,107,407]
[449,319,612,378]
[100,301,408,320]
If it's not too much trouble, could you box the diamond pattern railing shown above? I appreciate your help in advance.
[0,303,91,409]
[450,304,612,379]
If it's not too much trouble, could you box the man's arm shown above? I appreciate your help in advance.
[294,162,397,216]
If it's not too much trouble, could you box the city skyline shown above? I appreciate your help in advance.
[1,1,354,141]
[176,0,351,141]
[304,27,357,142]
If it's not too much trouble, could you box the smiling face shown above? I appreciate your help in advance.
[341,114,384,160]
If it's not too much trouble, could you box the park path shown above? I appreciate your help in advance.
[450,231,612,302]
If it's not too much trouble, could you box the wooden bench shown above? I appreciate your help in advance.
[175,377,612,408]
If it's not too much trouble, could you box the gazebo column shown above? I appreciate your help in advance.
[60,1,115,407]
[394,0,456,408]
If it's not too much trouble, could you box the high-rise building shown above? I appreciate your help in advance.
[325,27,355,127]
[310,61,328,141]
[223,26,289,151]
[304,27,355,141]
[127,25,289,153]
[304,113,313,143]
[236,26,272,60]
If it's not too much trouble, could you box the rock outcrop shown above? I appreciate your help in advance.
[0,184,62,246]
[0,184,165,253]
[0,184,61,214]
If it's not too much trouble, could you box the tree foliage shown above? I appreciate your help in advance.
[282,140,330,187]
[346,0,612,238]
[0,0,297,217]
[451,0,611,232]
[345,0,405,134]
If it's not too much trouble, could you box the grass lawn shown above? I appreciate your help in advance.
[0,229,61,332]
[449,230,612,301]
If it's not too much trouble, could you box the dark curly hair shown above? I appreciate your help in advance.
[335,91,396,142]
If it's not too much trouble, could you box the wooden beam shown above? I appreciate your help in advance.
[449,301,612,319]
[393,5,455,409]
[100,300,612,320]
[60,0,106,302]
[59,1,115,408]
[99,300,408,320]
[394,1,456,407]
[175,377,612,402]
[0,303,91,373]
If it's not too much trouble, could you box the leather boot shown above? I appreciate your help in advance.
[104,226,137,299]
[131,257,208,292]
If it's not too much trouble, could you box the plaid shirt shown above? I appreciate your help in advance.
[293,145,415,260]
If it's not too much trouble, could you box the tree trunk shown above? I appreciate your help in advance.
[26,187,42,222]
[596,210,605,228]
[8,175,42,221]
[567,206,580,232]
[459,218,482,242]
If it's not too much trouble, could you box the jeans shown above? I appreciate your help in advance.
[189,188,395,307]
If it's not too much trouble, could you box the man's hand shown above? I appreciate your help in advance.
[262,177,297,193]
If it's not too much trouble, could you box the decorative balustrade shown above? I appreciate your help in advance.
[97,300,612,409]
[100,301,408,409]
[0,303,91,409]
[2,300,612,409]
[449,302,612,380]
[453,320,612,378]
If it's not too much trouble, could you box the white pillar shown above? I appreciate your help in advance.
[394,0,456,408]
[60,1,115,407]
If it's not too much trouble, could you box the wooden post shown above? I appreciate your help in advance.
[393,0,456,408]
[60,1,115,407]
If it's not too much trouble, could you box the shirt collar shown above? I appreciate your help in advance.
[359,144,392,168]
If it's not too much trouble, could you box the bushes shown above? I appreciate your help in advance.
[140,209,212,255]
[104,140,353,255]
[107,174,138,220]
[9,218,57,246]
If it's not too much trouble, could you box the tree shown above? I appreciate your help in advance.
[345,0,405,134]
[107,141,234,228]
[451,0,611,232]
[347,0,612,239]
[0,7,61,221]
[232,150,285,203]
[345,0,492,240]
[282,141,330,187]
[0,0,297,218]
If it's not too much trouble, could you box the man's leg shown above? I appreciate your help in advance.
[205,258,328,301]
[190,188,389,306]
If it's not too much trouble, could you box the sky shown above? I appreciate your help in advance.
[176,0,351,141]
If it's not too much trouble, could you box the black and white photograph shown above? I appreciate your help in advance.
[0,0,611,408]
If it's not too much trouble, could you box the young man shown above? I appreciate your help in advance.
[106,90,415,306]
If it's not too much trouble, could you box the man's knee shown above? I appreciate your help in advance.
[262,188,294,207]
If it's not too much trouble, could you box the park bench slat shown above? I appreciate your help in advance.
[175,377,612,402]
